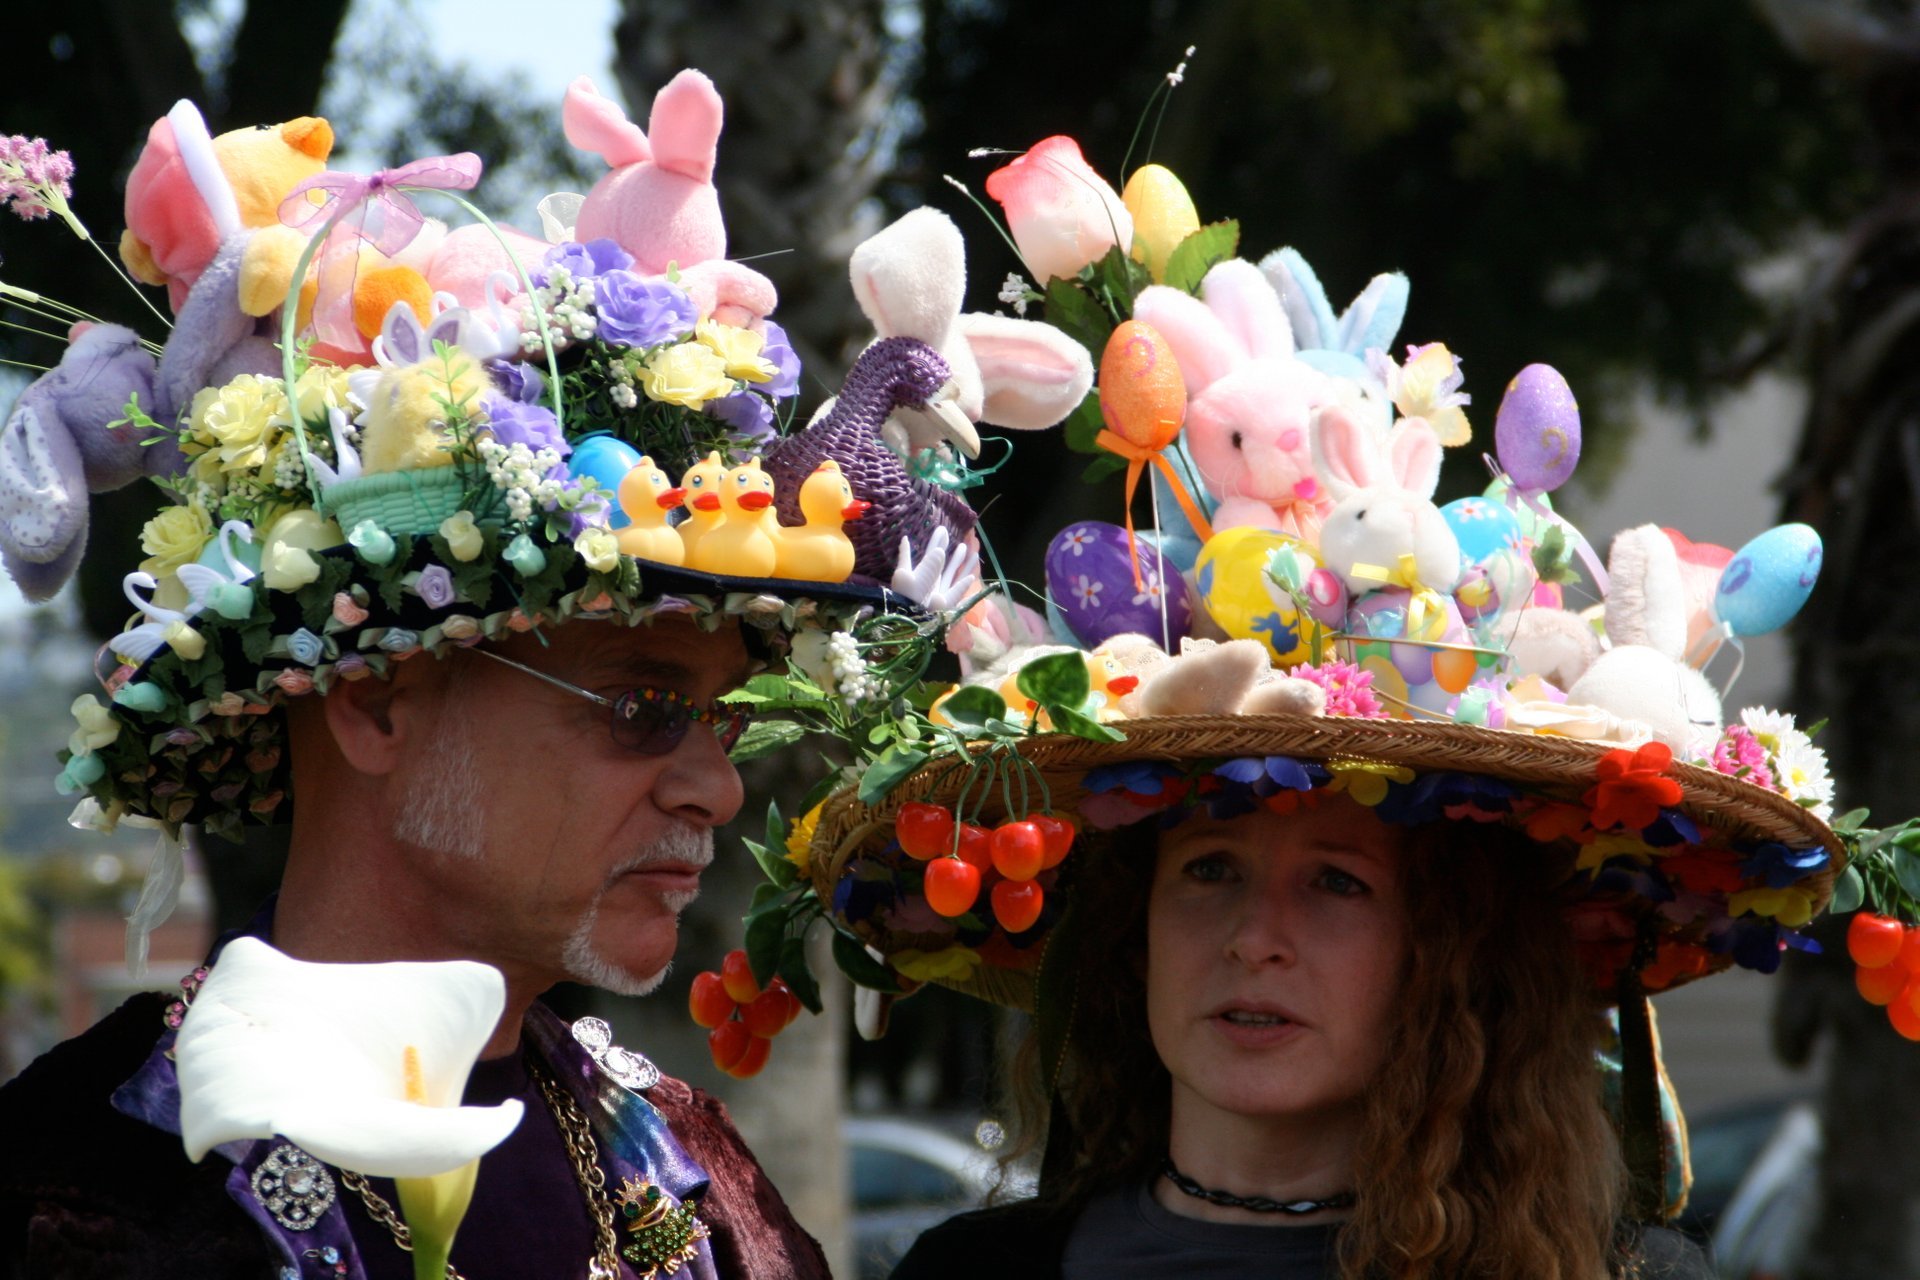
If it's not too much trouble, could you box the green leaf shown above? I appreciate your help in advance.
[858,744,930,806]
[762,799,785,855]
[743,898,788,989]
[1079,453,1128,484]
[728,718,806,764]
[744,836,798,891]
[1042,277,1113,360]
[831,929,905,994]
[1894,846,1920,904]
[1060,391,1106,456]
[939,685,1010,732]
[1050,705,1127,743]
[1832,864,1865,915]
[1017,651,1090,709]
[1833,807,1872,834]
[1087,243,1152,316]
[749,880,784,912]
[778,934,823,1014]
[1161,219,1241,295]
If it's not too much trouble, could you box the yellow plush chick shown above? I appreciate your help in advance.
[774,459,869,582]
[1086,647,1142,720]
[690,458,780,577]
[676,452,731,565]
[615,457,688,565]
[356,351,489,475]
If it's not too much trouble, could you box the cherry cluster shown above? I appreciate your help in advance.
[689,949,801,1078]
[1847,913,1920,1039]
[894,801,1076,933]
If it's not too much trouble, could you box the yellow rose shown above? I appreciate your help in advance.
[439,511,484,563]
[195,374,288,474]
[695,321,776,384]
[139,500,214,577]
[68,695,121,756]
[291,365,353,425]
[639,342,734,408]
[573,526,621,573]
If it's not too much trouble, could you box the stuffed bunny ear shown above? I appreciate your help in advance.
[1258,248,1339,354]
[1604,524,1689,658]
[644,69,724,184]
[0,383,89,602]
[1385,418,1443,500]
[958,312,1095,430]
[1133,285,1236,394]
[1335,271,1409,358]
[1198,260,1295,362]
[850,207,966,342]
[563,76,653,169]
[1309,403,1382,501]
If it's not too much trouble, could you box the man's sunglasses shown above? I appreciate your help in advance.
[469,648,751,755]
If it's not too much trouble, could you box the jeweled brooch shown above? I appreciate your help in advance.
[614,1175,708,1277]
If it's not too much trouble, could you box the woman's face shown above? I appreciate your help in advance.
[1146,795,1408,1131]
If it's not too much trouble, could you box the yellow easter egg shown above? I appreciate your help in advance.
[1357,653,1411,719]
[1195,526,1318,666]
[1099,320,1186,451]
[1122,164,1200,283]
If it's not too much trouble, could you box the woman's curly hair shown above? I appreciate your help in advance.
[999,806,1630,1279]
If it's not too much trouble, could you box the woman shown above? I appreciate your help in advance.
[885,787,1713,1278]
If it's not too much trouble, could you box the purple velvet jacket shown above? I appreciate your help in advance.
[0,988,828,1280]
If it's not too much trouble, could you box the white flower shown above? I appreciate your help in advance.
[1740,707,1835,821]
[574,526,621,573]
[1062,527,1096,556]
[1071,574,1103,608]
[1132,567,1165,608]
[997,272,1032,317]
[440,512,485,563]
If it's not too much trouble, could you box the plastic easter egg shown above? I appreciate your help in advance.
[566,436,645,529]
[1046,521,1192,648]
[1099,321,1186,451]
[1494,364,1581,493]
[1194,527,1327,665]
[1440,496,1524,565]
[1344,588,1470,712]
[1713,523,1823,638]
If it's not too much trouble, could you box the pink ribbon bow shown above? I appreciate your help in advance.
[277,152,483,350]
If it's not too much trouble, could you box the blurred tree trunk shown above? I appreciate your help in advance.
[604,7,900,1271]
[1762,3,1920,1276]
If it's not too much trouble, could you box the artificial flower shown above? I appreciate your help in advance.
[286,628,325,667]
[1376,343,1471,447]
[1740,841,1831,889]
[696,319,776,384]
[1710,724,1776,791]
[1660,850,1746,896]
[1323,760,1415,806]
[891,946,983,984]
[983,136,1133,285]
[480,394,567,457]
[68,695,120,756]
[1728,886,1818,928]
[332,592,370,627]
[0,134,76,223]
[378,628,421,654]
[639,341,734,408]
[192,374,285,474]
[138,500,214,578]
[706,390,775,442]
[262,543,321,591]
[595,271,698,349]
[439,512,484,563]
[1575,832,1660,873]
[1640,942,1715,993]
[757,320,802,399]
[1584,742,1682,831]
[786,803,824,869]
[573,526,621,573]
[1738,708,1835,820]
[273,669,316,696]
[440,615,481,642]
[175,938,522,1279]
[413,565,457,610]
[533,237,633,288]
[1289,660,1385,719]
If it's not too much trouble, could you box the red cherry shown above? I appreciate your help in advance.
[1850,913,1906,969]
[688,971,736,1028]
[741,987,795,1038]
[925,857,982,917]
[769,977,802,1029]
[955,824,992,872]
[990,821,1046,881]
[727,1034,773,1079]
[895,802,956,861]
[720,949,760,1004]
[991,879,1044,933]
[1031,814,1077,869]
[1857,963,1907,1007]
[708,1021,752,1072]
[1898,925,1920,974]
[1891,995,1920,1042]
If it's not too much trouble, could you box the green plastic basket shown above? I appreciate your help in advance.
[322,468,505,536]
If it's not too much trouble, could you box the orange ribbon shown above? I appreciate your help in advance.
[1095,428,1216,589]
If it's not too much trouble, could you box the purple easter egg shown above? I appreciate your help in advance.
[1494,363,1581,493]
[1046,521,1192,647]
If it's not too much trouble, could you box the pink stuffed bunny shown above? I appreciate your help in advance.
[1309,404,1462,597]
[563,72,776,327]
[1132,261,1334,541]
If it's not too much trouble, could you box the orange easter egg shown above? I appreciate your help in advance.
[1432,646,1478,695]
[1099,320,1186,451]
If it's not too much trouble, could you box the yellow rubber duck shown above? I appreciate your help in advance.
[614,456,687,565]
[774,460,870,582]
[688,458,780,577]
[676,451,730,566]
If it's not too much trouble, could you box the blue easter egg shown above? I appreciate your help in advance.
[1713,523,1823,638]
[1046,521,1192,648]
[566,437,645,529]
[1440,496,1524,564]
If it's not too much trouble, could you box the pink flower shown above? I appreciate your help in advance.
[273,669,316,696]
[984,137,1133,285]
[506,609,538,632]
[0,135,75,222]
[1711,725,1776,791]
[332,592,370,627]
[334,653,371,681]
[1289,660,1386,719]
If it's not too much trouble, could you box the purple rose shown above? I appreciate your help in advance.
[593,271,697,349]
[706,391,775,443]
[413,565,456,610]
[483,394,569,459]
[759,320,801,398]
[486,359,545,403]
[532,238,634,288]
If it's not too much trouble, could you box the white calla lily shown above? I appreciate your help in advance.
[175,937,524,1178]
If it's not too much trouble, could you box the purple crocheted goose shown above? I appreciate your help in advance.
[763,336,977,584]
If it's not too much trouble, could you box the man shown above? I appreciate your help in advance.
[0,611,835,1279]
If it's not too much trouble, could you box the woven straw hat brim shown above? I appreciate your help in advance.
[808,714,1840,1009]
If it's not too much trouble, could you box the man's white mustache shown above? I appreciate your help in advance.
[608,824,715,882]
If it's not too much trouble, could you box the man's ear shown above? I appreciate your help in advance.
[321,657,440,777]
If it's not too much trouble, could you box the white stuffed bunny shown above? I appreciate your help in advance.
[1309,404,1463,597]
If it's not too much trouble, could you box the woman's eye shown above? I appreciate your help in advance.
[1315,867,1368,897]
[1181,854,1231,883]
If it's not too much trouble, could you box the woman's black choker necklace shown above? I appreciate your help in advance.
[1161,1159,1357,1215]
